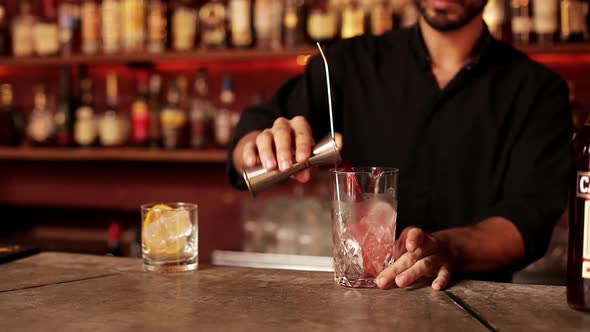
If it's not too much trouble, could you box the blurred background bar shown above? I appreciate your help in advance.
[0,0,586,284]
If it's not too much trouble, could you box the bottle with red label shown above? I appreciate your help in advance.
[568,122,590,311]
[131,72,151,147]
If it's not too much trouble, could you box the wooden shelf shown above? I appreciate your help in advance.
[0,147,228,163]
[517,43,590,54]
[0,48,317,67]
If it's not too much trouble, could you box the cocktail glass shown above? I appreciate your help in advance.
[141,203,198,272]
[331,167,398,288]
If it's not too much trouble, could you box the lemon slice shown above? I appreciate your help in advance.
[143,204,192,255]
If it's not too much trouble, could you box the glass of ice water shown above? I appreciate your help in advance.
[141,203,198,273]
[331,168,398,288]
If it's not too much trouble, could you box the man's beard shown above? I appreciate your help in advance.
[415,0,488,32]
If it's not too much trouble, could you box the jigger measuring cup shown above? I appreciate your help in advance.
[243,135,342,197]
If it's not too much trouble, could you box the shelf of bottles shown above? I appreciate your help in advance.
[1,0,590,161]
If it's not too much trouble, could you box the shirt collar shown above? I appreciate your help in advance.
[409,22,495,70]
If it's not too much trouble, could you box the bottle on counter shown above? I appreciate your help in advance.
[122,0,146,52]
[340,0,365,40]
[199,0,227,49]
[560,0,588,42]
[54,68,75,147]
[190,68,214,150]
[282,0,305,49]
[533,0,558,43]
[131,72,151,147]
[148,73,163,148]
[160,80,188,149]
[12,0,36,57]
[215,74,236,148]
[306,0,337,44]
[81,0,101,55]
[511,0,532,44]
[568,116,590,312]
[254,0,283,50]
[370,0,393,36]
[0,0,10,56]
[147,0,167,53]
[106,221,123,257]
[74,74,98,147]
[102,0,122,54]
[0,84,25,147]
[27,85,55,146]
[229,0,253,48]
[172,0,197,51]
[98,72,129,147]
[33,0,60,57]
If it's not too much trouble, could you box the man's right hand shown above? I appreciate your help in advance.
[233,116,315,183]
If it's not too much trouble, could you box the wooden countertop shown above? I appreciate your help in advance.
[0,252,588,331]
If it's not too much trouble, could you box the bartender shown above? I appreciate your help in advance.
[228,0,572,290]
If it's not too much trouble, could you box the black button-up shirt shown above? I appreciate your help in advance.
[229,25,572,279]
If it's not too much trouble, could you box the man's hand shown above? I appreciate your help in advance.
[376,227,455,291]
[234,116,314,183]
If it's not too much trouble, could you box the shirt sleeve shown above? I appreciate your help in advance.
[483,75,572,266]
[226,52,342,189]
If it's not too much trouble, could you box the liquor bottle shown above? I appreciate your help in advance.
[483,0,509,41]
[102,0,122,53]
[148,73,163,148]
[122,0,146,52]
[570,82,588,133]
[58,1,81,55]
[27,85,55,146]
[12,0,36,57]
[147,0,167,53]
[229,0,252,48]
[33,0,60,56]
[199,0,227,49]
[131,72,151,147]
[0,0,9,56]
[54,68,75,147]
[341,0,365,39]
[106,221,123,257]
[569,116,590,311]
[371,0,393,36]
[307,0,337,43]
[561,0,587,42]
[99,72,129,147]
[171,0,197,51]
[0,84,25,146]
[74,76,98,147]
[533,0,558,43]
[283,0,304,49]
[81,0,101,55]
[511,0,532,44]
[215,75,235,148]
[160,81,188,149]
[190,68,214,149]
[254,0,283,50]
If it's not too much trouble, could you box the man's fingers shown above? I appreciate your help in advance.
[291,169,312,183]
[432,265,451,291]
[376,247,431,289]
[395,255,440,288]
[290,116,314,163]
[242,141,258,167]
[272,118,294,171]
[255,129,276,170]
[406,227,425,253]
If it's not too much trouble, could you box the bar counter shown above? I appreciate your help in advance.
[1,252,588,331]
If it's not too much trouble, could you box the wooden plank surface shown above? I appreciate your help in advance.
[448,280,590,331]
[0,253,485,332]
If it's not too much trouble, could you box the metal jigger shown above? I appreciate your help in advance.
[243,135,342,197]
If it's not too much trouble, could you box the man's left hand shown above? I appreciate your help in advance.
[376,227,455,291]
